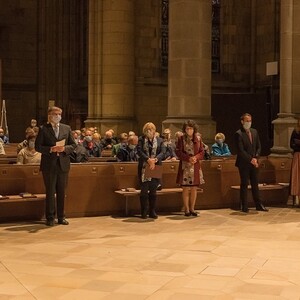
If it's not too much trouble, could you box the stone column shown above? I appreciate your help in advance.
[163,0,215,143]
[37,0,72,120]
[270,0,299,157]
[86,0,135,134]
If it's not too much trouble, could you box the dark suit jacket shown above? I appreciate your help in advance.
[235,127,261,168]
[35,123,76,172]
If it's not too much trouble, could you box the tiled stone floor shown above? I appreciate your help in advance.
[1,207,300,299]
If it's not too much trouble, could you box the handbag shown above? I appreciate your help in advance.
[144,164,163,179]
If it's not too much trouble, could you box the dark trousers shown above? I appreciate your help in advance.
[42,163,68,221]
[238,164,261,209]
[140,178,159,215]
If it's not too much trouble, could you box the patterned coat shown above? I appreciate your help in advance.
[175,135,204,186]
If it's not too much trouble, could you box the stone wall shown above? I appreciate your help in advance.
[0,0,282,139]
[0,0,38,141]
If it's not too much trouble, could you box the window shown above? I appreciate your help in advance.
[160,0,220,73]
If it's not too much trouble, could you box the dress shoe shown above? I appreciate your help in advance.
[141,213,148,219]
[149,211,158,219]
[58,219,69,225]
[184,211,191,217]
[46,220,54,226]
[190,211,199,217]
[256,204,268,212]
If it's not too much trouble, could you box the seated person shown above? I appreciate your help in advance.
[70,131,88,163]
[128,130,136,137]
[108,128,119,144]
[16,133,41,164]
[82,130,102,157]
[116,135,139,162]
[174,130,183,143]
[196,132,211,160]
[0,127,9,144]
[71,130,81,145]
[162,128,177,161]
[0,140,5,155]
[26,119,39,133]
[112,132,128,157]
[211,132,231,157]
[101,130,117,150]
[17,128,37,154]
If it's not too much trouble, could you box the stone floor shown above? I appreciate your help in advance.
[1,206,300,299]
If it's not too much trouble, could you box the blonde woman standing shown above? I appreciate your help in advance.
[137,122,166,219]
[175,120,204,216]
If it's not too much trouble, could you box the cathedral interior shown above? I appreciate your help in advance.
[2,1,300,299]
[1,0,295,156]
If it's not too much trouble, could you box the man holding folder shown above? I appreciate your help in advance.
[35,106,76,226]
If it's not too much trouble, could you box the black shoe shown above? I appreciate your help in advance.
[141,213,148,219]
[256,204,268,212]
[241,208,249,213]
[149,212,158,219]
[184,212,191,217]
[190,211,199,217]
[46,220,54,226]
[157,184,162,191]
[58,219,69,225]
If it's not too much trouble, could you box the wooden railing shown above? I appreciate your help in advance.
[0,156,292,222]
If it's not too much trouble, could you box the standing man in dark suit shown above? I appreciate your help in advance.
[35,106,76,226]
[235,113,268,213]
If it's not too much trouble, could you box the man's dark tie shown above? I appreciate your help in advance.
[54,126,59,139]
[246,130,252,144]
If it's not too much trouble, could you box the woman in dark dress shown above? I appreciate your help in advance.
[175,120,204,216]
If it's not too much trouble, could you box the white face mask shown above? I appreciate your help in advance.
[243,121,251,130]
[51,115,61,124]
[216,139,224,144]
[85,136,92,143]
[28,141,35,149]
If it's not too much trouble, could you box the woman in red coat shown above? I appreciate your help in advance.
[175,120,204,216]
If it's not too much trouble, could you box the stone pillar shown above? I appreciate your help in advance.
[163,0,215,144]
[86,0,135,134]
[37,0,72,120]
[270,0,299,157]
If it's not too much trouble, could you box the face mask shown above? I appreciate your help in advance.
[85,136,92,142]
[216,139,223,144]
[28,141,35,149]
[128,144,136,150]
[51,115,61,124]
[146,130,154,139]
[243,122,252,130]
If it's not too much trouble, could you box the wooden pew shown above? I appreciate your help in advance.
[231,183,289,209]
[0,156,293,222]
[0,164,45,222]
[113,161,203,216]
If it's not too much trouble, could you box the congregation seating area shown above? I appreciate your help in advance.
[0,154,292,222]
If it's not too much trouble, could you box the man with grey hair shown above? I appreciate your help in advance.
[35,106,76,226]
